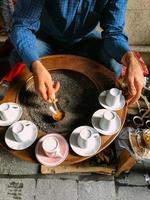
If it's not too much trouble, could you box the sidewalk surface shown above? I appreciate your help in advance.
[0,146,150,200]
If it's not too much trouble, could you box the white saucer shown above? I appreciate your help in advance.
[5,120,38,150]
[91,109,121,135]
[69,126,101,157]
[35,134,69,167]
[0,103,22,126]
[98,90,125,111]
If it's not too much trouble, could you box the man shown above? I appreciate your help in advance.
[10,0,144,104]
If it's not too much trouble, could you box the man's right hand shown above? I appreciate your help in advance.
[31,60,60,101]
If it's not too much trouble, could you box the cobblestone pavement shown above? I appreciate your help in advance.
[0,146,150,200]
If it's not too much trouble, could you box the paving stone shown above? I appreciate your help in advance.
[115,171,146,186]
[0,147,14,174]
[143,160,150,171]
[36,179,77,200]
[117,186,150,200]
[0,146,39,175]
[0,178,36,200]
[78,181,116,200]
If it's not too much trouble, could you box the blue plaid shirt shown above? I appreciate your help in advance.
[10,0,130,67]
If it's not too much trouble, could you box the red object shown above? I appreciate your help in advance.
[5,63,25,82]
[12,0,16,5]
[121,52,149,77]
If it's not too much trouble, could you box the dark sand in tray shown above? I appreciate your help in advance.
[19,70,100,135]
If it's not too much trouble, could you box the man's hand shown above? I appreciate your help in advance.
[31,60,60,101]
[121,52,145,105]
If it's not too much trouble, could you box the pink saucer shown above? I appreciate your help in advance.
[35,133,69,167]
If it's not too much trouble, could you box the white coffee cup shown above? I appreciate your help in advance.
[12,122,33,142]
[42,137,63,158]
[77,128,99,149]
[99,110,116,131]
[105,88,122,107]
[0,103,15,121]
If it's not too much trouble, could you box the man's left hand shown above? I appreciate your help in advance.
[121,52,145,105]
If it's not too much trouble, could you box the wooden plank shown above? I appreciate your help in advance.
[115,149,137,177]
[41,162,114,175]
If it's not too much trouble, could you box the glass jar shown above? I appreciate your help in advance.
[142,129,150,149]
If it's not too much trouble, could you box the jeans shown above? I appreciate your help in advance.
[0,0,14,33]
[9,30,122,77]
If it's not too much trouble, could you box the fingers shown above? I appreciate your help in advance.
[35,79,60,102]
[46,81,60,102]
[127,73,136,96]
[126,68,143,105]
[32,63,58,101]
[36,81,48,101]
[53,82,60,93]
[127,81,144,105]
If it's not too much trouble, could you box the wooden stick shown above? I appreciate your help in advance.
[41,164,114,175]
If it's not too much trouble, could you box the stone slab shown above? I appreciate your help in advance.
[78,180,116,200]
[116,171,147,186]
[0,178,36,200]
[0,146,39,175]
[117,186,150,200]
[36,179,77,200]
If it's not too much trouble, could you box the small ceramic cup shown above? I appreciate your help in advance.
[0,103,16,121]
[42,136,63,158]
[12,122,33,142]
[105,88,122,107]
[77,128,99,149]
[99,110,116,131]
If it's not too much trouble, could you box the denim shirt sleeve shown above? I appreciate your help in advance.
[100,0,131,63]
[10,0,45,68]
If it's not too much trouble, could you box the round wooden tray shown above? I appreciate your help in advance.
[0,55,127,164]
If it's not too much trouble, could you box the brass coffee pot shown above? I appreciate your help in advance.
[48,98,65,121]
